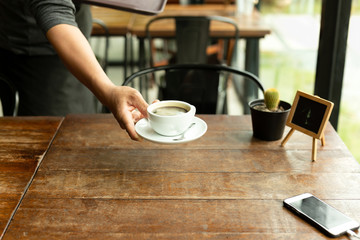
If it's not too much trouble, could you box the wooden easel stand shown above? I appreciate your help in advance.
[281,128,325,162]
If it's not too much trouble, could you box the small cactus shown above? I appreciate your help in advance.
[264,88,280,111]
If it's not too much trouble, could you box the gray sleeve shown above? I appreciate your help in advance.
[27,0,78,33]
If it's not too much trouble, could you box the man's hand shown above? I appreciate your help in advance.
[107,86,148,141]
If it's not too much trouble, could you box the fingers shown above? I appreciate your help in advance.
[125,99,156,139]
[116,108,141,141]
[107,86,153,141]
[132,110,144,123]
[116,87,148,141]
[129,89,149,119]
[125,120,141,141]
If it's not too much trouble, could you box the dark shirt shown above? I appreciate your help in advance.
[0,0,90,56]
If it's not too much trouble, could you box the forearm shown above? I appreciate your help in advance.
[46,23,149,140]
[46,24,114,106]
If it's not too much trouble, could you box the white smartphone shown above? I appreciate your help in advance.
[283,193,359,237]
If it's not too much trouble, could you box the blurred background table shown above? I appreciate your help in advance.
[91,4,271,78]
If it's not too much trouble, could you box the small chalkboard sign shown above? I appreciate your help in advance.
[281,91,334,161]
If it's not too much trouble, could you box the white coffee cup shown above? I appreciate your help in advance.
[147,100,196,136]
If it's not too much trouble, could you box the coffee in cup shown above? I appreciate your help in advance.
[147,100,196,136]
[152,106,188,116]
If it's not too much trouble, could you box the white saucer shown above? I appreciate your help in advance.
[135,117,207,144]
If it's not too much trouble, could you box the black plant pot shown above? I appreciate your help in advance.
[249,99,291,141]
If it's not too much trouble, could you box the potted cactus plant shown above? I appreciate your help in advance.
[249,88,291,141]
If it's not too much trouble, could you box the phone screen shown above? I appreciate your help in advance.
[287,196,353,229]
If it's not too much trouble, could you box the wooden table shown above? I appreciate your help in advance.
[0,117,63,238]
[2,114,360,239]
[131,4,270,38]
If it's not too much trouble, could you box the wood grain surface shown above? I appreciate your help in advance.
[3,114,360,239]
[0,117,63,238]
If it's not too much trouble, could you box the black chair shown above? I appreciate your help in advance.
[145,15,240,67]
[122,64,264,114]
[0,77,16,116]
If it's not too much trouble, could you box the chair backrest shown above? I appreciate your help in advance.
[175,17,210,64]
[0,77,16,116]
[123,64,264,114]
[145,15,240,66]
